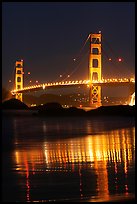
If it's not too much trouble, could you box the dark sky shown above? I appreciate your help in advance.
[2,2,135,90]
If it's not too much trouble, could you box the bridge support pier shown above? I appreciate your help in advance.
[15,60,24,102]
[89,85,102,108]
[89,33,102,108]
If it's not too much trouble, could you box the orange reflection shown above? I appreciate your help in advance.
[14,127,135,201]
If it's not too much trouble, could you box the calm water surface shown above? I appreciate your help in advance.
[2,111,135,202]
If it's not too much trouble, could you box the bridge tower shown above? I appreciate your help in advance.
[89,32,102,108]
[15,60,24,101]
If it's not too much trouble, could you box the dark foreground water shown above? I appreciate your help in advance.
[2,111,135,202]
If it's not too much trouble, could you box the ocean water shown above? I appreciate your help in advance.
[2,111,135,202]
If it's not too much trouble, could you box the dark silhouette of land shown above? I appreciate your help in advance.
[2,87,12,102]
[2,99,135,117]
[2,98,29,110]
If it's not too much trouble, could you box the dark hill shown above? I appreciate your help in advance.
[38,102,63,116]
[65,107,86,116]
[42,102,63,110]
[38,103,86,116]
[87,105,135,117]
[2,98,29,110]
[37,104,135,117]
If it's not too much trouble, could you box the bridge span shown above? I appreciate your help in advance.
[11,78,135,94]
[11,32,135,107]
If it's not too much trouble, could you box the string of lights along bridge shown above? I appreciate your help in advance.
[11,32,135,108]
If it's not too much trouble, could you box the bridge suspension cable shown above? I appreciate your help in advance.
[75,34,90,59]
[61,49,89,81]
[101,45,126,76]
[54,34,90,82]
[102,37,135,77]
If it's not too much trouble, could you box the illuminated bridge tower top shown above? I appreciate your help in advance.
[89,33,102,81]
[89,32,102,107]
[15,59,24,101]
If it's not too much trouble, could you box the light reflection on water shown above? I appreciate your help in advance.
[2,116,135,202]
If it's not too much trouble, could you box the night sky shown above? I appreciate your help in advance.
[2,2,135,91]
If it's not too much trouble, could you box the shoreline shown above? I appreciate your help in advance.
[2,107,135,118]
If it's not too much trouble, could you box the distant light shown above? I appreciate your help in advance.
[21,59,23,61]
[29,80,32,83]
[73,58,76,61]
[22,72,24,74]
[36,80,38,83]
[68,75,70,77]
[31,104,36,107]
[60,75,62,77]
[28,72,30,74]
[99,31,101,33]
[118,58,122,62]
[9,80,11,82]
[108,58,112,61]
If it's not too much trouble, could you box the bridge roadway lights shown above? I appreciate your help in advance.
[11,80,135,107]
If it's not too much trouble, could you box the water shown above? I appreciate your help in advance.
[2,111,135,202]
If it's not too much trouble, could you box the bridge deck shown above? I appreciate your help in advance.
[11,79,135,94]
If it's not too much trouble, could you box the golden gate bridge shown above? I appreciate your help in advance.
[11,32,135,107]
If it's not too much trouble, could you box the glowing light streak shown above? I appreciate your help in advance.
[42,84,45,89]
[129,92,135,106]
